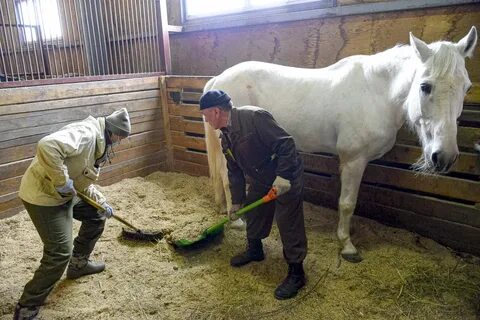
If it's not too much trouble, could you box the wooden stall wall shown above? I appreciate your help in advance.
[163,76,480,256]
[169,3,480,102]
[0,76,167,218]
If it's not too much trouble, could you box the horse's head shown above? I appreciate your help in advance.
[406,26,477,174]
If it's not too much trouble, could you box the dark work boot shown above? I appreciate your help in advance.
[230,238,265,267]
[13,303,40,320]
[66,254,105,280]
[274,263,306,300]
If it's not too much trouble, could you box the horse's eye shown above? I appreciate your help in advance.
[420,83,432,94]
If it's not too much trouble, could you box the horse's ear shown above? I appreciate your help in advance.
[409,32,432,63]
[455,26,477,58]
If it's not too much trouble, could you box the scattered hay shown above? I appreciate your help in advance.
[1,172,479,320]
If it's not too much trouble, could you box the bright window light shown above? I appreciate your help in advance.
[17,0,62,42]
[185,0,317,19]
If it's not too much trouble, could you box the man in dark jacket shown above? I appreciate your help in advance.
[199,89,307,300]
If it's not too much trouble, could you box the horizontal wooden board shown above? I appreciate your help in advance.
[465,83,480,104]
[0,77,160,106]
[166,76,211,90]
[397,125,480,151]
[302,153,480,203]
[303,172,480,228]
[173,159,209,177]
[169,116,205,135]
[99,163,167,187]
[173,147,208,166]
[305,186,480,256]
[0,90,159,117]
[168,103,202,118]
[171,131,206,151]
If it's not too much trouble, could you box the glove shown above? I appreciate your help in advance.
[272,176,291,196]
[98,202,114,218]
[56,179,77,197]
[228,203,243,221]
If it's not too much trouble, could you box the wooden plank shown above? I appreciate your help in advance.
[0,130,164,166]
[0,110,164,150]
[0,158,31,181]
[0,100,161,137]
[0,90,159,117]
[160,77,174,170]
[99,150,168,181]
[304,185,480,256]
[171,131,206,151]
[0,205,24,219]
[303,153,480,203]
[173,147,208,166]
[397,125,480,151]
[169,116,205,135]
[173,159,209,177]
[168,103,202,118]
[0,77,160,106]
[378,144,480,175]
[165,76,211,90]
[0,175,22,197]
[99,163,166,186]
[180,92,202,103]
[465,83,480,104]
[304,172,480,228]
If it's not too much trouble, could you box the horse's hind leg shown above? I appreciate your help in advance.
[337,156,368,263]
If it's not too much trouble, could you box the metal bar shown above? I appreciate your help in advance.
[148,0,158,71]
[133,0,144,73]
[66,0,80,76]
[87,0,99,75]
[37,0,59,78]
[0,3,8,81]
[107,0,117,74]
[99,1,112,74]
[92,0,105,74]
[8,0,28,80]
[121,0,130,73]
[73,0,87,75]
[5,0,22,79]
[103,1,117,74]
[142,0,151,72]
[113,0,125,74]
[0,2,14,81]
[57,0,70,77]
[16,0,35,79]
[125,0,136,73]
[50,0,65,77]
[33,8,49,79]
[80,0,93,75]
[0,71,164,88]
[139,0,148,72]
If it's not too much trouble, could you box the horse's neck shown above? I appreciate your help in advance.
[369,46,418,127]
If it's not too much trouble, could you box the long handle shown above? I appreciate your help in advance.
[76,191,141,232]
[234,187,278,218]
[205,188,278,233]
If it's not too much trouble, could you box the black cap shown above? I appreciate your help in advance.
[199,90,231,110]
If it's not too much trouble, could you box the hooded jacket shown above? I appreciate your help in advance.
[19,116,108,206]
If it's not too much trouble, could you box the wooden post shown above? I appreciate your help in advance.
[156,0,172,75]
[159,76,174,170]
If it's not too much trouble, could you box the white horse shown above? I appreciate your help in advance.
[203,27,478,262]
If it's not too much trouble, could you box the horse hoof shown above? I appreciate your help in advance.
[341,252,363,263]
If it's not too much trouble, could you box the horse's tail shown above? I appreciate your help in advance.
[203,77,231,213]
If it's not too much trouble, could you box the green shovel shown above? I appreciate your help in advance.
[174,188,278,248]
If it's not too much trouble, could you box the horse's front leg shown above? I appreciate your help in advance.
[337,156,368,263]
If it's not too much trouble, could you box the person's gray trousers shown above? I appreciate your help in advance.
[18,199,105,307]
[244,174,307,264]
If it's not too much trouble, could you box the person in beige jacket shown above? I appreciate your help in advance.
[14,108,131,320]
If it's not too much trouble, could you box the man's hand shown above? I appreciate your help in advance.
[272,176,291,196]
[228,203,243,221]
[98,202,114,218]
[56,179,77,197]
